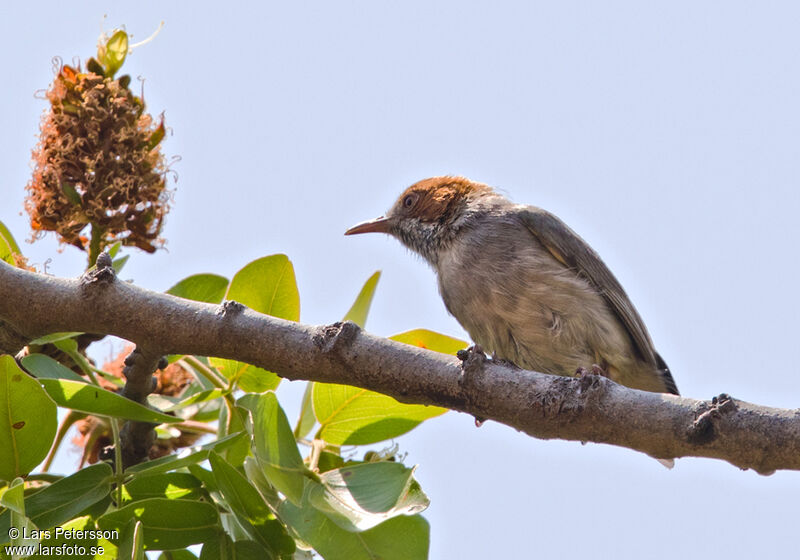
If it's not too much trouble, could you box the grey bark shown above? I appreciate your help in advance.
[0,260,797,474]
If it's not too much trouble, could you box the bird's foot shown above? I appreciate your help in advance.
[455,347,489,426]
[574,364,610,393]
[457,345,487,391]
[590,363,607,377]
[456,345,486,365]
[575,364,608,377]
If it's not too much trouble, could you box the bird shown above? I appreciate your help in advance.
[345,176,678,395]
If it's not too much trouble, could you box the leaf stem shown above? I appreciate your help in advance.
[109,417,124,506]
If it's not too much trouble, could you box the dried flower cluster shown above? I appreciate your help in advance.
[25,32,170,262]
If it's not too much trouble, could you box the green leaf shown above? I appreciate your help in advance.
[237,391,261,410]
[218,404,250,467]
[158,551,198,560]
[185,400,222,423]
[0,477,25,515]
[100,30,129,78]
[343,271,381,327]
[312,384,446,446]
[208,358,280,393]
[86,57,106,76]
[218,255,299,394]
[0,463,113,539]
[145,117,166,151]
[186,465,217,495]
[158,551,197,560]
[97,498,220,550]
[82,494,113,522]
[226,254,300,320]
[208,452,295,557]
[199,535,231,560]
[126,432,248,475]
[308,462,429,531]
[242,457,280,507]
[21,353,85,382]
[232,541,274,559]
[107,241,122,258]
[112,254,130,274]
[121,473,205,503]
[61,182,82,205]
[252,392,311,505]
[293,382,316,440]
[0,355,58,481]
[174,356,218,390]
[278,504,429,560]
[0,220,21,255]
[27,515,118,559]
[39,378,179,424]
[26,332,83,347]
[200,534,270,560]
[307,330,462,446]
[53,337,79,354]
[166,274,229,304]
[219,512,250,541]
[162,388,223,412]
[0,478,38,550]
[317,451,344,473]
[0,220,21,266]
[117,519,145,560]
[389,328,468,355]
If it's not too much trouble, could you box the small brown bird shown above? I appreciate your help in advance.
[345,176,678,395]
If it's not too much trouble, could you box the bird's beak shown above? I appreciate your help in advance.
[344,216,393,235]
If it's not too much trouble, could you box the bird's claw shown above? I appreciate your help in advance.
[590,364,607,377]
[575,364,607,378]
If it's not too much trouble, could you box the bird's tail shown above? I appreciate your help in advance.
[656,352,679,395]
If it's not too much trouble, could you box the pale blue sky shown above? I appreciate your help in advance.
[2,2,800,558]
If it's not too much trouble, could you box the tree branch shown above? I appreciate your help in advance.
[0,260,797,475]
[115,346,163,467]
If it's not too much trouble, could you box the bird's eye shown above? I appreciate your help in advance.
[403,194,416,208]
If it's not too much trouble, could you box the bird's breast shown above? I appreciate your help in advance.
[435,222,634,376]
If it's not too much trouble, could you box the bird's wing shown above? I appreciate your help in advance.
[516,206,658,366]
